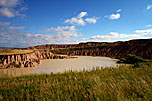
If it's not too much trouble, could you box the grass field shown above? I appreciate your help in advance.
[0,49,33,55]
[0,66,152,100]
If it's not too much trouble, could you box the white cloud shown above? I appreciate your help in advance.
[65,17,86,26]
[0,26,81,47]
[0,0,26,18]
[0,0,20,7]
[85,18,97,24]
[81,38,87,40]
[0,22,10,26]
[43,26,79,38]
[19,6,28,11]
[134,29,152,35]
[77,12,87,18]
[90,29,152,41]
[116,9,122,12]
[44,26,75,32]
[108,13,120,20]
[146,24,152,27]
[147,5,152,10]
[64,12,98,26]
[90,32,139,40]
[8,26,25,30]
[0,8,15,18]
[105,9,121,20]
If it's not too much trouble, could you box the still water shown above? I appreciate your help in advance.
[0,56,118,77]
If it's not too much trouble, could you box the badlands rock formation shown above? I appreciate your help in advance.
[27,39,152,59]
[0,50,73,69]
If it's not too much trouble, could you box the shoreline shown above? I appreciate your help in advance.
[0,56,118,77]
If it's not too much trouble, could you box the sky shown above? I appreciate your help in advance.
[0,0,152,48]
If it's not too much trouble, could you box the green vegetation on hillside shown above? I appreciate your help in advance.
[0,66,152,100]
[117,54,152,68]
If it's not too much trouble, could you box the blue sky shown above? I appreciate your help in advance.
[0,0,152,48]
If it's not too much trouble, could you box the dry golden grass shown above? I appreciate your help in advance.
[0,49,33,55]
[0,66,152,100]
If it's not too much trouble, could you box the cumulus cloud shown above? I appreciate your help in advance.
[0,0,26,18]
[77,12,87,18]
[146,24,152,27]
[85,18,97,24]
[19,6,28,11]
[8,26,25,30]
[0,0,20,7]
[81,38,87,40]
[105,9,121,20]
[0,8,15,18]
[43,26,79,38]
[64,12,98,26]
[147,5,152,10]
[0,25,81,47]
[108,13,120,20]
[65,17,86,26]
[90,28,152,41]
[0,27,78,47]
[116,9,122,12]
[0,22,10,26]
[90,32,139,40]
[134,29,152,35]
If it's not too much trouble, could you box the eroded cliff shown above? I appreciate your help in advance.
[28,39,152,59]
[0,50,73,69]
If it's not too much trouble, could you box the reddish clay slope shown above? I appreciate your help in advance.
[27,39,152,59]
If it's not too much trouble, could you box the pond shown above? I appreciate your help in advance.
[0,56,118,77]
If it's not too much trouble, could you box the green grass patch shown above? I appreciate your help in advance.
[0,66,152,100]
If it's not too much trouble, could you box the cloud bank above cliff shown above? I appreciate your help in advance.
[89,29,152,42]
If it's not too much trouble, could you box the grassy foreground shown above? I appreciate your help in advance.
[0,66,152,100]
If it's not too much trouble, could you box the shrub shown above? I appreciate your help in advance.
[117,58,126,63]
[125,54,145,64]
[117,54,145,64]
[117,54,151,68]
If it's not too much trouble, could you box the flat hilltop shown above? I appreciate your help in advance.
[0,49,33,55]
